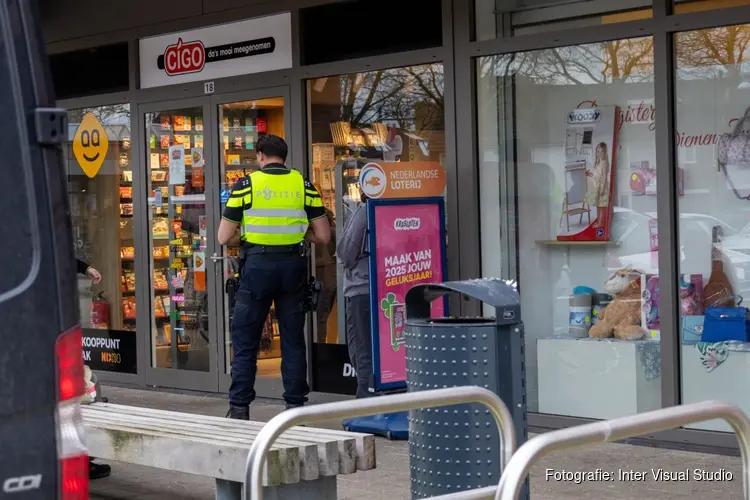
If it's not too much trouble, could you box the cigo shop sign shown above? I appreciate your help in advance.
[576,99,745,149]
[157,37,275,76]
[139,13,292,88]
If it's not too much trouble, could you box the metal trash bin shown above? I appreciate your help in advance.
[405,278,528,500]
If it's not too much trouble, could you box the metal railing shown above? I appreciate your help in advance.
[243,386,516,500]
[427,485,497,500]
[494,400,750,500]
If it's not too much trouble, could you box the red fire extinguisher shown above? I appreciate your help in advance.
[91,292,110,330]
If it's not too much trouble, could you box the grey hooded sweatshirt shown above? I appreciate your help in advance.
[337,203,370,297]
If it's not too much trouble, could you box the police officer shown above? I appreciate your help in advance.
[218,134,331,420]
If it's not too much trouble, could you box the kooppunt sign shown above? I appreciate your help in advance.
[83,329,137,374]
[139,13,292,89]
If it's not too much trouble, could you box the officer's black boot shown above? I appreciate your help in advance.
[226,405,250,420]
[285,402,304,410]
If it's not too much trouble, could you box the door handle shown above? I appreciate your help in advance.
[210,253,226,263]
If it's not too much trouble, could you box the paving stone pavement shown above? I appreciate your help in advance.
[89,385,745,499]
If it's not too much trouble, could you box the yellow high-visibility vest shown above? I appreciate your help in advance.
[241,169,308,245]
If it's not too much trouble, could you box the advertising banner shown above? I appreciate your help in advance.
[557,105,620,242]
[359,161,446,200]
[139,13,292,89]
[311,343,358,395]
[82,329,137,374]
[368,197,447,391]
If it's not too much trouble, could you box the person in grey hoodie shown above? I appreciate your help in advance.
[337,187,373,399]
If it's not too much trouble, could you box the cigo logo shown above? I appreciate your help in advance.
[359,163,387,199]
[164,38,205,76]
[394,217,420,231]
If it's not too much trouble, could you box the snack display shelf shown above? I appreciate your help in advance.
[118,161,135,332]
[121,257,170,261]
[145,110,210,360]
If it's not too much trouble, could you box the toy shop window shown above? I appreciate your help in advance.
[476,37,660,421]
[675,22,750,433]
[474,0,653,41]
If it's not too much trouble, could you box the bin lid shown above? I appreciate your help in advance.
[405,278,519,324]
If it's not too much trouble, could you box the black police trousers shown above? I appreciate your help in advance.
[229,252,309,407]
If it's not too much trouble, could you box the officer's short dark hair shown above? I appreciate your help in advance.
[256,134,288,162]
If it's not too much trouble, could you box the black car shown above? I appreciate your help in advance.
[0,0,88,498]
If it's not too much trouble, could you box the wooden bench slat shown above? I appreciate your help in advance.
[83,409,339,477]
[83,402,378,500]
[85,419,310,484]
[85,412,317,482]
[84,422,282,486]
[85,410,319,449]
[89,412,346,477]
[90,421,299,486]
[356,432,377,471]
[85,408,339,447]
[90,403,373,439]
[87,403,375,471]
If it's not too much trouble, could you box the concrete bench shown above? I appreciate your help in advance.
[82,403,376,500]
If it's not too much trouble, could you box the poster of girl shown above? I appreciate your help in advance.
[585,141,610,229]
[557,105,620,242]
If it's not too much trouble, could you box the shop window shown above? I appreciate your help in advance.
[477,38,658,419]
[299,1,442,65]
[673,0,750,14]
[675,23,750,432]
[50,43,129,100]
[307,64,446,394]
[145,107,210,372]
[475,0,652,40]
[66,104,137,374]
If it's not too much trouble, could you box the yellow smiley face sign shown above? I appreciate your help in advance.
[73,113,109,178]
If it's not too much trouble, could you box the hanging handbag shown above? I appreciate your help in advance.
[718,105,750,200]
[702,296,749,343]
[703,226,735,308]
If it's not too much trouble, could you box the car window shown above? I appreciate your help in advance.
[0,23,38,303]
[611,210,653,255]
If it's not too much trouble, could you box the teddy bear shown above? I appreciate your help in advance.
[588,267,646,341]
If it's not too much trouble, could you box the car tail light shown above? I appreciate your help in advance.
[60,455,88,499]
[55,326,88,499]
